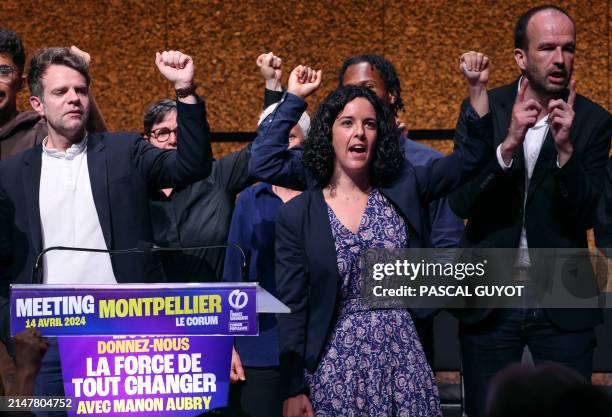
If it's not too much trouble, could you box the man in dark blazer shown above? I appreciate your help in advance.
[449,6,612,417]
[0,47,211,408]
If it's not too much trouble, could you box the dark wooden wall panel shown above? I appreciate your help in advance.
[166,0,384,132]
[6,0,170,132]
[3,0,609,153]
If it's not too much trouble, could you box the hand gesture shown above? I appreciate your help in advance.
[0,340,17,395]
[283,394,315,417]
[70,46,91,67]
[500,79,541,162]
[459,51,489,86]
[13,328,48,375]
[229,346,245,383]
[287,65,322,100]
[548,80,576,165]
[396,117,407,136]
[0,328,49,396]
[257,52,282,90]
[155,50,195,90]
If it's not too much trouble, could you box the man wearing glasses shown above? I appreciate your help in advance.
[0,28,47,159]
[144,97,254,283]
[143,52,287,284]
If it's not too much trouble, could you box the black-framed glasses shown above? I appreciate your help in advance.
[150,127,178,142]
[0,65,18,79]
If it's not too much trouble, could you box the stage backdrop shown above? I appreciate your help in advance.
[3,0,610,158]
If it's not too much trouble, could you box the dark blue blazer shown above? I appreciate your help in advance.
[0,100,212,291]
[262,93,493,397]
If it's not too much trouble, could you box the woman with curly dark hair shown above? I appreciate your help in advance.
[302,85,404,189]
[254,55,492,417]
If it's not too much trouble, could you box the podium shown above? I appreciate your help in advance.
[10,282,288,417]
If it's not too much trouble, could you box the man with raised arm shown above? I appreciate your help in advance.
[145,52,285,282]
[448,6,612,417]
[0,48,212,411]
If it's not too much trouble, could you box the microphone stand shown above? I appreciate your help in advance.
[143,242,248,281]
[31,243,248,284]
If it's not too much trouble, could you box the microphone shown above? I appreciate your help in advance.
[32,242,248,283]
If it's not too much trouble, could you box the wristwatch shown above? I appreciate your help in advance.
[175,84,197,98]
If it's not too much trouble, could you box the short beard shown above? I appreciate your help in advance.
[525,68,568,101]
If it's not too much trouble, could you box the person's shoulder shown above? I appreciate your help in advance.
[383,162,419,195]
[218,143,251,165]
[278,187,314,216]
[488,80,518,103]
[214,144,251,182]
[0,146,38,191]
[93,131,141,143]
[237,182,263,201]
[0,111,42,142]
[12,110,41,129]
[89,132,148,155]
[200,158,221,184]
[10,110,40,127]
[84,131,136,148]
[0,144,38,167]
[236,182,280,207]
[403,137,442,165]
[574,93,610,119]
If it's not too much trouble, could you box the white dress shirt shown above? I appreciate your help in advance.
[39,135,117,284]
[495,78,550,267]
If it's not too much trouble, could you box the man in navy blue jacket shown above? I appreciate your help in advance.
[0,47,211,289]
[0,47,211,410]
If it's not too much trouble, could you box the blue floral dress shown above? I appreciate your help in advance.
[305,188,441,417]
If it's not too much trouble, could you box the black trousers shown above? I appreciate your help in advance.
[460,308,595,417]
[412,314,435,367]
[224,366,283,417]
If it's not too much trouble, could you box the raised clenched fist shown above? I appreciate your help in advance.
[460,51,490,86]
[155,50,195,90]
[257,52,282,82]
[287,65,322,100]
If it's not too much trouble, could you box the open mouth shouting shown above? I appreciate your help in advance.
[547,69,567,85]
[348,143,368,156]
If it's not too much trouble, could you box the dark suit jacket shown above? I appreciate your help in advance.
[0,99,212,292]
[271,93,493,397]
[449,78,612,330]
[149,144,254,282]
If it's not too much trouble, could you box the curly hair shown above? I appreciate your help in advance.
[0,28,25,73]
[303,85,404,188]
[339,54,404,116]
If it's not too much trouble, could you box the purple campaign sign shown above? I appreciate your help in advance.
[10,284,257,336]
[59,335,232,416]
